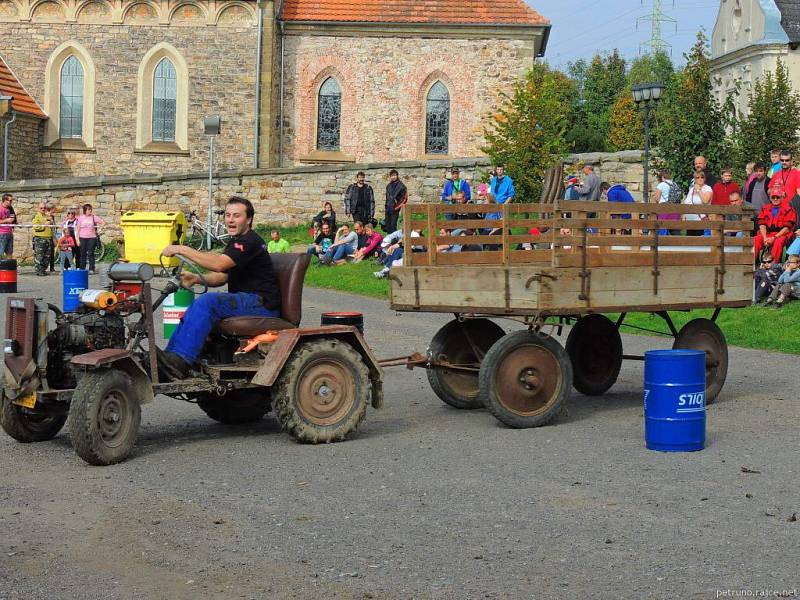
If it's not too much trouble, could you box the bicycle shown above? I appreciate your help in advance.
[185,210,230,250]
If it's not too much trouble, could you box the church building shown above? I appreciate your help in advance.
[711,0,800,115]
[0,0,550,179]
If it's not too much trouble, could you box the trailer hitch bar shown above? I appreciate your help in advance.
[377,353,480,373]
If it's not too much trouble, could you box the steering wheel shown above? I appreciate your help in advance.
[161,252,209,294]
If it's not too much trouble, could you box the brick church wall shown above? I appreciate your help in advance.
[0,22,259,177]
[0,114,43,179]
[281,32,537,166]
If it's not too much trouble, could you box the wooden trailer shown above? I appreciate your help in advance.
[387,199,754,428]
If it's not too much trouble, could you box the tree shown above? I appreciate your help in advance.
[608,94,643,151]
[654,31,731,185]
[608,52,674,151]
[482,63,573,202]
[732,59,800,166]
[566,50,627,153]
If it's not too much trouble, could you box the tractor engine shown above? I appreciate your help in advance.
[46,311,127,389]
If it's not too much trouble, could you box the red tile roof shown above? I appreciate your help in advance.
[281,0,549,26]
[0,55,46,119]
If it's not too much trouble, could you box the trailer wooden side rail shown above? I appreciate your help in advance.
[387,200,754,429]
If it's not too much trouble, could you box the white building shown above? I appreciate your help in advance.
[711,0,800,115]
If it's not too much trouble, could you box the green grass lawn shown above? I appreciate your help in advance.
[304,259,390,299]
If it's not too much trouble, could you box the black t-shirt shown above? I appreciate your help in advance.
[356,186,367,213]
[223,229,281,311]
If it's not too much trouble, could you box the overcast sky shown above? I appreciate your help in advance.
[534,0,720,68]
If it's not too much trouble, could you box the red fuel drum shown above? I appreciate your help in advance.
[0,259,17,293]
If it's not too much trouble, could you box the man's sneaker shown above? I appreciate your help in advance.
[764,297,775,306]
[373,269,388,278]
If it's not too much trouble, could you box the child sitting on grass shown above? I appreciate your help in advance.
[764,254,800,308]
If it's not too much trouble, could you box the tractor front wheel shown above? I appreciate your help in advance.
[68,369,142,466]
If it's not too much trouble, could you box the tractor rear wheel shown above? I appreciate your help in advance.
[197,390,271,424]
[68,369,141,466]
[274,339,369,443]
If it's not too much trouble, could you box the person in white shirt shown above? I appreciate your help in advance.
[683,171,713,236]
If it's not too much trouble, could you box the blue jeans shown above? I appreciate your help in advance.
[322,245,350,263]
[166,292,280,363]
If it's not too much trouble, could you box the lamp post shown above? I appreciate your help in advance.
[203,116,221,249]
[631,82,664,201]
[1,95,13,182]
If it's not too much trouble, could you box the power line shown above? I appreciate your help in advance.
[637,0,678,55]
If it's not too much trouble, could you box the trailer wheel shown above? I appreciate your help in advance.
[0,382,67,443]
[68,369,141,466]
[427,319,505,409]
[566,314,623,396]
[197,390,271,424]
[480,331,572,428]
[274,339,369,443]
[672,318,728,404]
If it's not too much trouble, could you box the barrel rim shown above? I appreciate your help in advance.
[644,349,706,360]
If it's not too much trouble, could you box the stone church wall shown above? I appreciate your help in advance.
[281,33,537,165]
[0,114,43,179]
[0,21,259,177]
[0,151,645,259]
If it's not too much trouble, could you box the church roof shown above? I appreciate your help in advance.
[280,0,548,26]
[0,55,46,119]
[775,0,800,43]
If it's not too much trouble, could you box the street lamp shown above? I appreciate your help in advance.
[203,116,221,249]
[631,82,664,201]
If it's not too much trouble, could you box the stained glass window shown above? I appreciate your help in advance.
[317,77,341,151]
[59,56,83,139]
[425,81,450,155]
[153,57,177,142]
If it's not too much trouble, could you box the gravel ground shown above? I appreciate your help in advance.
[0,270,798,600]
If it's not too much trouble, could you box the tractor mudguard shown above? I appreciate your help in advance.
[251,325,384,408]
[70,350,155,404]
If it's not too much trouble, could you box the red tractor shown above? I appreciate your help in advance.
[1,254,383,465]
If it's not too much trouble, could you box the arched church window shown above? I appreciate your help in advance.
[317,77,341,151]
[425,81,449,155]
[153,58,177,142]
[59,56,84,139]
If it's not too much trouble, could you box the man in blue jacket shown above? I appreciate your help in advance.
[490,165,515,205]
[441,168,471,203]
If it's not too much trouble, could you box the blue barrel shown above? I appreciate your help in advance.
[63,269,89,313]
[644,349,706,452]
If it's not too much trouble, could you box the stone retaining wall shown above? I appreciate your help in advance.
[0,151,645,258]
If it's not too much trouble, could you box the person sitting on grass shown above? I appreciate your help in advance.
[320,223,359,265]
[352,221,383,263]
[754,190,796,261]
[754,252,782,303]
[267,229,290,253]
[764,254,800,308]
[374,230,404,278]
[312,201,336,233]
[307,222,334,259]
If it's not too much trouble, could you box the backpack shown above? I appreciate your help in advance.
[666,180,683,204]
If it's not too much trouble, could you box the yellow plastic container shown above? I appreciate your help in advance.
[120,211,187,267]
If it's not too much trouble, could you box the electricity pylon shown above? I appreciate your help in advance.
[637,0,678,55]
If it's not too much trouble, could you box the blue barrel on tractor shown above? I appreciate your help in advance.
[63,269,89,313]
[643,349,707,452]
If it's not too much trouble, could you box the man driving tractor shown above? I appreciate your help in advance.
[158,195,281,380]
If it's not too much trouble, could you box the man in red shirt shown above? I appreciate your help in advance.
[711,168,741,205]
[768,150,800,200]
[754,191,797,261]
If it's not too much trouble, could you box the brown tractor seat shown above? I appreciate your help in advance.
[214,252,310,337]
